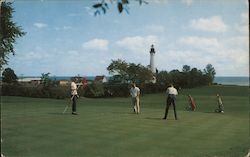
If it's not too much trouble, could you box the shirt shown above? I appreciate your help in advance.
[130,87,140,98]
[71,82,78,95]
[166,86,178,95]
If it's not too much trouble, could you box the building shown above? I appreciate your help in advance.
[59,80,70,86]
[94,75,108,83]
[149,44,156,73]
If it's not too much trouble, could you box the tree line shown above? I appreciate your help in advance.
[107,59,216,89]
[1,61,216,98]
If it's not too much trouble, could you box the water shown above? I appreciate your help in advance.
[214,76,249,86]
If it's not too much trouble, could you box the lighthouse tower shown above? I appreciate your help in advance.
[149,44,156,73]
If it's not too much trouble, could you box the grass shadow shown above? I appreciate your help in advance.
[203,111,216,114]
[111,112,135,115]
[48,112,71,115]
[145,117,163,121]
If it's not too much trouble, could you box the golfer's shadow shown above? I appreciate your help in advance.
[111,112,135,115]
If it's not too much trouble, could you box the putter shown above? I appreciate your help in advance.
[62,95,74,114]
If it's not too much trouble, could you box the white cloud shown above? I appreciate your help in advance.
[155,34,248,76]
[33,22,48,29]
[54,26,72,31]
[146,0,168,4]
[236,12,249,34]
[190,16,227,32]
[181,0,193,6]
[179,36,220,52]
[223,36,249,48]
[82,38,109,51]
[116,35,159,53]
[145,25,165,33]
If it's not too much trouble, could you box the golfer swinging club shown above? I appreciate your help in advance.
[163,84,178,120]
[71,77,79,115]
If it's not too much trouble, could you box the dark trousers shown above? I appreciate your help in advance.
[164,95,177,120]
[71,95,77,113]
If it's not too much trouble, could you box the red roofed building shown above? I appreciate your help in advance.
[94,75,108,83]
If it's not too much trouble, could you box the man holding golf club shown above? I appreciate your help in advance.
[71,77,79,115]
[163,84,178,120]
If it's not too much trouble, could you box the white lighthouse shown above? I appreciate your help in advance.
[149,44,156,73]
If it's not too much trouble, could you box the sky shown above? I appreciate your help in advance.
[6,0,249,77]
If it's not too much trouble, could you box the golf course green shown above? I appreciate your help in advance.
[1,85,249,157]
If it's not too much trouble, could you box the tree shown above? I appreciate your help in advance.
[40,72,56,88]
[156,70,170,85]
[0,1,26,68]
[182,65,191,72]
[107,59,153,83]
[93,0,148,15]
[204,64,216,85]
[107,59,129,82]
[2,67,17,83]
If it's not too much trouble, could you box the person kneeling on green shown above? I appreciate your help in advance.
[163,84,178,120]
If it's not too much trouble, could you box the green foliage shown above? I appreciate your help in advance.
[84,82,105,98]
[104,83,130,97]
[0,2,26,68]
[92,0,148,15]
[2,67,18,83]
[107,59,153,83]
[1,83,69,99]
[157,64,216,88]
[204,64,216,84]
[107,59,129,82]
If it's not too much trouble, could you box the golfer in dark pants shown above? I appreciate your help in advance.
[71,78,78,115]
[163,84,178,120]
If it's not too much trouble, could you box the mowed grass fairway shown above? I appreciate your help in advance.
[2,85,249,157]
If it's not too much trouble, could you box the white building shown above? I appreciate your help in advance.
[149,44,156,73]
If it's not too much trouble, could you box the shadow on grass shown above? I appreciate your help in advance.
[48,112,71,115]
[145,117,163,121]
[203,111,216,114]
[111,112,135,115]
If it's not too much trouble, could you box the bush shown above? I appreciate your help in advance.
[84,82,105,98]
[1,83,70,99]
[104,83,130,97]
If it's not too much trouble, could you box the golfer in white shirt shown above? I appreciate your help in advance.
[163,84,178,120]
[130,83,140,114]
[71,78,79,115]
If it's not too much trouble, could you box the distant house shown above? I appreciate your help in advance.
[18,77,41,85]
[59,80,70,86]
[94,75,108,83]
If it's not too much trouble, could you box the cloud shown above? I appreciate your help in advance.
[54,26,72,31]
[145,25,165,33]
[146,0,168,4]
[116,35,159,53]
[178,36,220,52]
[223,36,249,48]
[155,34,248,76]
[236,12,249,34]
[82,38,109,51]
[190,16,227,32]
[181,0,193,6]
[33,22,48,29]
